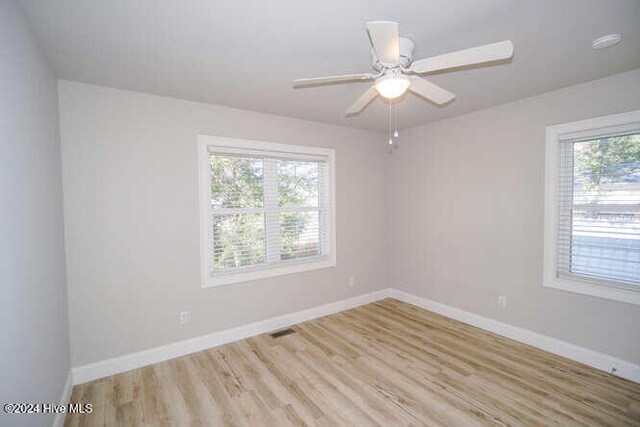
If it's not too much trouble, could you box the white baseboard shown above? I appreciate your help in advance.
[389,288,640,384]
[71,286,639,386]
[52,371,73,427]
[72,288,392,384]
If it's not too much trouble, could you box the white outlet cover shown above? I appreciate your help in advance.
[180,311,190,323]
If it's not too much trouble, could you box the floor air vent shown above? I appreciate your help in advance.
[270,328,295,338]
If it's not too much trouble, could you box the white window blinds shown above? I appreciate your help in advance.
[556,132,640,287]
[208,149,332,277]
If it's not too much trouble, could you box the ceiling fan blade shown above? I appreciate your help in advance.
[293,73,375,87]
[366,21,400,66]
[411,40,513,74]
[409,77,455,105]
[345,86,378,115]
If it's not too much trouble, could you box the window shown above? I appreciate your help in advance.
[198,135,335,287]
[544,110,640,305]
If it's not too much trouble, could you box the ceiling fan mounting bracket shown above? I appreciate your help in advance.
[371,37,415,71]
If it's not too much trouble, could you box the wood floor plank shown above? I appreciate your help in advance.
[343,304,626,424]
[64,299,640,426]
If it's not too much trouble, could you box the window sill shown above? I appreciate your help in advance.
[543,276,640,306]
[201,258,337,288]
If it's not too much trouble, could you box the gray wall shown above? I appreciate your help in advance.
[0,1,71,426]
[58,81,389,366]
[389,69,640,364]
[51,50,640,371]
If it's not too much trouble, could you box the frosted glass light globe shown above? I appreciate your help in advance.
[375,74,411,99]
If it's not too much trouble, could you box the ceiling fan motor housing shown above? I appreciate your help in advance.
[371,37,415,70]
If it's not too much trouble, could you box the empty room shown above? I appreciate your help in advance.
[3,0,640,425]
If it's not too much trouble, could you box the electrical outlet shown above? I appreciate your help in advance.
[497,295,507,308]
[349,276,355,288]
[179,311,190,324]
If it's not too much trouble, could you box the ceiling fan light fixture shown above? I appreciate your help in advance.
[375,74,411,99]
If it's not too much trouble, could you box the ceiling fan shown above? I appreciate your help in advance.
[293,21,514,115]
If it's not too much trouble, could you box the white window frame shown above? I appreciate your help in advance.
[544,109,640,305]
[198,135,336,288]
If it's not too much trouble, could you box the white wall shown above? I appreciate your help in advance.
[389,69,640,364]
[58,81,389,366]
[0,1,70,425]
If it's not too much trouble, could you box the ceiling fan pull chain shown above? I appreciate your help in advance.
[388,98,393,147]
[393,101,399,140]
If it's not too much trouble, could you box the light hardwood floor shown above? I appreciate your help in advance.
[65,299,640,426]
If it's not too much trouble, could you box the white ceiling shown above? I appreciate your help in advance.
[19,0,640,132]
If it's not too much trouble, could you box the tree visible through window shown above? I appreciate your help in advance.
[209,154,328,272]
[561,132,640,286]
[199,136,335,287]
[278,160,320,261]
[211,155,265,269]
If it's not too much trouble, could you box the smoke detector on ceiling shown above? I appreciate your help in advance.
[592,34,622,50]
